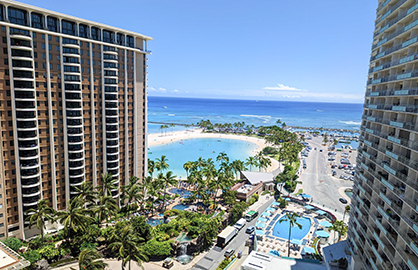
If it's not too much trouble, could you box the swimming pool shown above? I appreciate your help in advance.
[172,203,190,211]
[169,188,192,198]
[272,215,311,240]
[147,218,164,227]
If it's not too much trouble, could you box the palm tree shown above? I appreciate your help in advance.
[100,172,118,197]
[155,155,169,172]
[343,205,350,222]
[216,152,229,164]
[93,194,118,225]
[330,220,348,242]
[109,225,148,270]
[279,212,302,257]
[159,171,177,212]
[26,199,55,242]
[148,159,156,178]
[74,181,97,206]
[245,156,258,172]
[55,197,94,239]
[78,248,108,270]
[183,161,195,180]
[231,159,246,179]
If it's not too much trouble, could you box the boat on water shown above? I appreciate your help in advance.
[162,106,167,109]
[339,140,351,143]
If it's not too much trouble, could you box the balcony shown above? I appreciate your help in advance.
[69,177,83,185]
[15,101,35,109]
[13,70,33,79]
[14,81,33,89]
[12,59,32,68]
[105,110,117,116]
[65,83,81,91]
[69,168,83,176]
[68,144,83,151]
[107,155,118,161]
[106,140,118,146]
[21,186,40,195]
[107,147,118,154]
[15,91,34,99]
[68,128,82,134]
[16,111,35,119]
[19,149,37,158]
[20,168,39,176]
[20,159,38,168]
[16,121,36,129]
[65,93,81,100]
[106,117,118,124]
[108,169,118,175]
[105,94,117,100]
[21,177,39,187]
[69,160,83,167]
[66,102,81,109]
[107,162,118,169]
[11,49,32,58]
[68,136,82,143]
[66,111,81,117]
[69,152,83,160]
[22,195,40,205]
[106,133,118,139]
[106,125,117,131]
[18,140,37,149]
[17,130,37,139]
[67,119,82,126]
[105,102,118,108]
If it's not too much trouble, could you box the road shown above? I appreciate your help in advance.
[300,136,355,213]
[191,197,274,270]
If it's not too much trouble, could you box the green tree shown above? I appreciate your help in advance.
[26,199,55,242]
[231,159,246,179]
[109,224,148,270]
[330,220,348,242]
[93,194,118,225]
[183,161,195,179]
[279,212,301,257]
[245,156,258,172]
[229,202,248,224]
[55,197,94,239]
[100,172,118,197]
[155,155,169,173]
[78,248,108,270]
[148,159,156,178]
[159,171,177,212]
[74,181,97,206]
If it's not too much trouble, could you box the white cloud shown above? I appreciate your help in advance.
[172,89,179,93]
[158,87,167,92]
[263,83,307,92]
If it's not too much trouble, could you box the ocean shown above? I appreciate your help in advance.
[147,96,363,177]
[147,96,363,134]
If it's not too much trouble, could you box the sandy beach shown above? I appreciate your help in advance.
[148,129,281,173]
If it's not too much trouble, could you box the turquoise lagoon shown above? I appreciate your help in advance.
[148,138,258,179]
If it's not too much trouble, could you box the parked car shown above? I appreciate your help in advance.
[225,248,235,258]
[319,149,323,152]
[339,198,348,204]
[246,226,255,234]
[332,170,337,176]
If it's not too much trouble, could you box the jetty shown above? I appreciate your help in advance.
[148,121,193,127]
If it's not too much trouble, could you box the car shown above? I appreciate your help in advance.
[225,248,235,258]
[339,198,348,204]
[246,226,255,234]
[314,147,317,150]
[332,170,337,176]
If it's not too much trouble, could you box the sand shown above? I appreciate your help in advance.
[148,129,281,173]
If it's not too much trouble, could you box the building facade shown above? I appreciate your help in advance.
[348,1,418,270]
[0,0,151,239]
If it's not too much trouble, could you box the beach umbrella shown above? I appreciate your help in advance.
[258,217,268,223]
[290,239,302,245]
[304,205,315,210]
[256,222,266,228]
[255,229,265,235]
[302,246,316,255]
[315,230,330,238]
[319,221,332,227]
[261,211,272,217]
[315,210,326,215]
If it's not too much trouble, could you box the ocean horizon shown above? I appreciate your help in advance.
[147,96,363,134]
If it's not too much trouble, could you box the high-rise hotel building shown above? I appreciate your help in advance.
[0,0,151,239]
[348,1,418,270]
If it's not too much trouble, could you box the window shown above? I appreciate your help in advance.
[8,7,27,26]
[91,27,101,41]
[79,24,88,38]
[61,20,75,35]
[47,16,58,32]
[31,12,43,29]
[117,33,125,45]
[103,30,114,43]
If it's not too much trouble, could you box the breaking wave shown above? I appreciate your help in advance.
[339,120,361,125]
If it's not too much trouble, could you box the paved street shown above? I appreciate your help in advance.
[191,196,274,270]
[299,136,355,214]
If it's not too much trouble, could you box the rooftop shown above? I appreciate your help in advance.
[241,251,326,270]
[0,242,30,270]
[241,171,275,185]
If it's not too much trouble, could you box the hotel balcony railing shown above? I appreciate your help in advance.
[106,118,118,124]
[21,177,38,186]
[21,187,39,195]
[69,152,83,160]
[20,168,38,176]
[68,128,82,134]
[69,177,84,185]
[18,141,37,148]
[15,92,34,99]
[107,155,118,161]
[67,119,82,126]
[65,93,81,100]
[69,161,83,167]
[105,94,117,100]
[65,83,81,91]
[22,195,40,204]
[107,147,118,154]
[16,121,36,129]
[105,110,117,116]
[11,49,31,58]
[15,101,35,108]
[396,245,418,270]
[368,53,418,74]
[68,136,82,143]
[9,28,30,37]
[16,111,35,118]
[68,145,83,151]
[106,133,118,139]
[366,69,418,85]
[19,149,37,158]
[66,111,81,117]
[375,0,411,35]
[17,130,37,139]
[13,70,33,78]
[103,54,118,60]
[371,33,418,62]
[363,102,418,114]
[14,81,33,89]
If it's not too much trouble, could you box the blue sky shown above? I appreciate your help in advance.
[21,0,377,103]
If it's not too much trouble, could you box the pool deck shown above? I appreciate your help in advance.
[255,202,334,259]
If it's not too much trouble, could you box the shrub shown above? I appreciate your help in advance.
[80,242,98,251]
[2,237,23,252]
[143,239,173,257]
[262,146,278,155]
[21,249,42,266]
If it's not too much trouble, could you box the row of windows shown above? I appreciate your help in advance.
[2,5,137,48]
